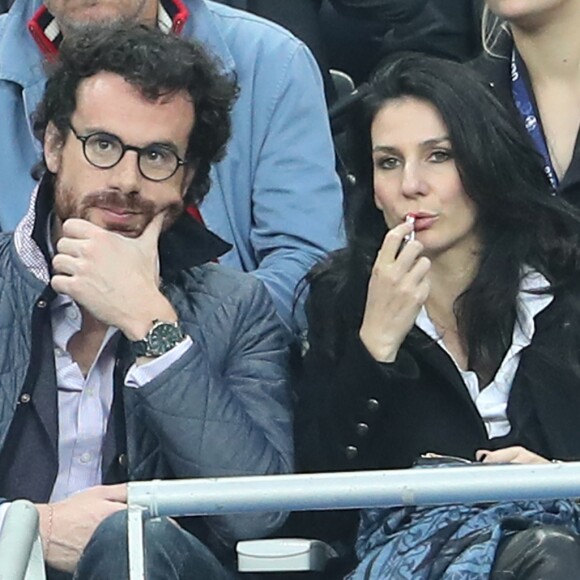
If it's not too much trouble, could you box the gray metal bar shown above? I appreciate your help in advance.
[127,505,147,580]
[128,463,580,518]
[0,500,45,580]
[25,536,46,580]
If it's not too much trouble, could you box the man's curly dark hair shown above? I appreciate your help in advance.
[33,23,239,206]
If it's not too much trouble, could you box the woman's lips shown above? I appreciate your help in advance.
[413,215,438,231]
[403,212,438,232]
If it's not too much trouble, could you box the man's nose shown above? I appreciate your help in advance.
[108,150,142,193]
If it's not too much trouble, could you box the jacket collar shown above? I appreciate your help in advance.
[471,32,513,103]
[27,0,191,57]
[14,175,232,285]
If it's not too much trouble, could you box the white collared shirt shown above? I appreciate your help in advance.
[415,269,553,438]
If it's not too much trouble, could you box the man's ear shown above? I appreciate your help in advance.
[44,122,65,174]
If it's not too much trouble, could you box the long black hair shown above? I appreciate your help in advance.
[308,53,580,380]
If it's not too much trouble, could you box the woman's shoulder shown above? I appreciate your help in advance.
[532,282,580,341]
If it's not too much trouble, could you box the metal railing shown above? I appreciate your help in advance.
[0,500,45,580]
[127,462,580,580]
[3,464,580,579]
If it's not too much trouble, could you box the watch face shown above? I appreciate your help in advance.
[148,323,184,356]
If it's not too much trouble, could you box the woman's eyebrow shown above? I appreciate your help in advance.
[372,136,451,153]
[421,136,451,147]
[372,144,398,153]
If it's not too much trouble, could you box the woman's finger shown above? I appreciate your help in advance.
[376,221,415,264]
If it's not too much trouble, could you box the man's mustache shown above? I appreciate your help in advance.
[80,191,156,214]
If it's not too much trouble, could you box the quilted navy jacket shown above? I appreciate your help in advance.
[0,182,294,546]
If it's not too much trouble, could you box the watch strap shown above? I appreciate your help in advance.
[130,319,185,358]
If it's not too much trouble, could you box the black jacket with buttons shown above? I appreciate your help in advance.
[293,271,580,550]
[298,284,580,470]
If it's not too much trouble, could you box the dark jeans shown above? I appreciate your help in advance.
[47,510,234,580]
[491,525,580,579]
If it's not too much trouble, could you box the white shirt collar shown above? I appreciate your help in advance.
[415,268,553,438]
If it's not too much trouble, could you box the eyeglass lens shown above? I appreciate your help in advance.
[83,133,180,181]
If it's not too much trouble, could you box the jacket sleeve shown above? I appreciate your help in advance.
[124,277,293,545]
[249,41,344,334]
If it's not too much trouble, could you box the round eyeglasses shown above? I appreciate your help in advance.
[68,123,187,182]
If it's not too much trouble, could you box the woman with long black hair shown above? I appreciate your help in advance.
[297,53,580,578]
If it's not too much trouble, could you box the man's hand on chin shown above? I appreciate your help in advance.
[50,212,178,338]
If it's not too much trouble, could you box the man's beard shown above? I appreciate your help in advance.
[54,179,183,238]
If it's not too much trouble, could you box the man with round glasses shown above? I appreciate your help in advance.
[0,24,292,580]
[0,0,345,335]
[68,123,188,184]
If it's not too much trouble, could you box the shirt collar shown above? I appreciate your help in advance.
[513,267,554,344]
[28,0,190,57]
[416,267,553,347]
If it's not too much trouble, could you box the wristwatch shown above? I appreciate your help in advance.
[130,319,186,358]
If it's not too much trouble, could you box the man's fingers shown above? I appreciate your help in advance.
[51,274,74,296]
[68,484,128,504]
[138,211,166,247]
[61,218,101,239]
[103,502,128,514]
[55,237,86,258]
[52,254,78,276]
[97,483,128,502]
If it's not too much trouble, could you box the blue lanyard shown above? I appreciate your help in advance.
[510,49,559,191]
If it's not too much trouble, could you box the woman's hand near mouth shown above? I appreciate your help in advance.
[360,220,431,363]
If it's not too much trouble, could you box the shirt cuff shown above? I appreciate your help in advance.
[0,502,12,535]
[125,336,193,389]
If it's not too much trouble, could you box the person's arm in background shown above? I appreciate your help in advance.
[248,40,344,334]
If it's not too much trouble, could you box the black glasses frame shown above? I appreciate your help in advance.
[68,123,187,182]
